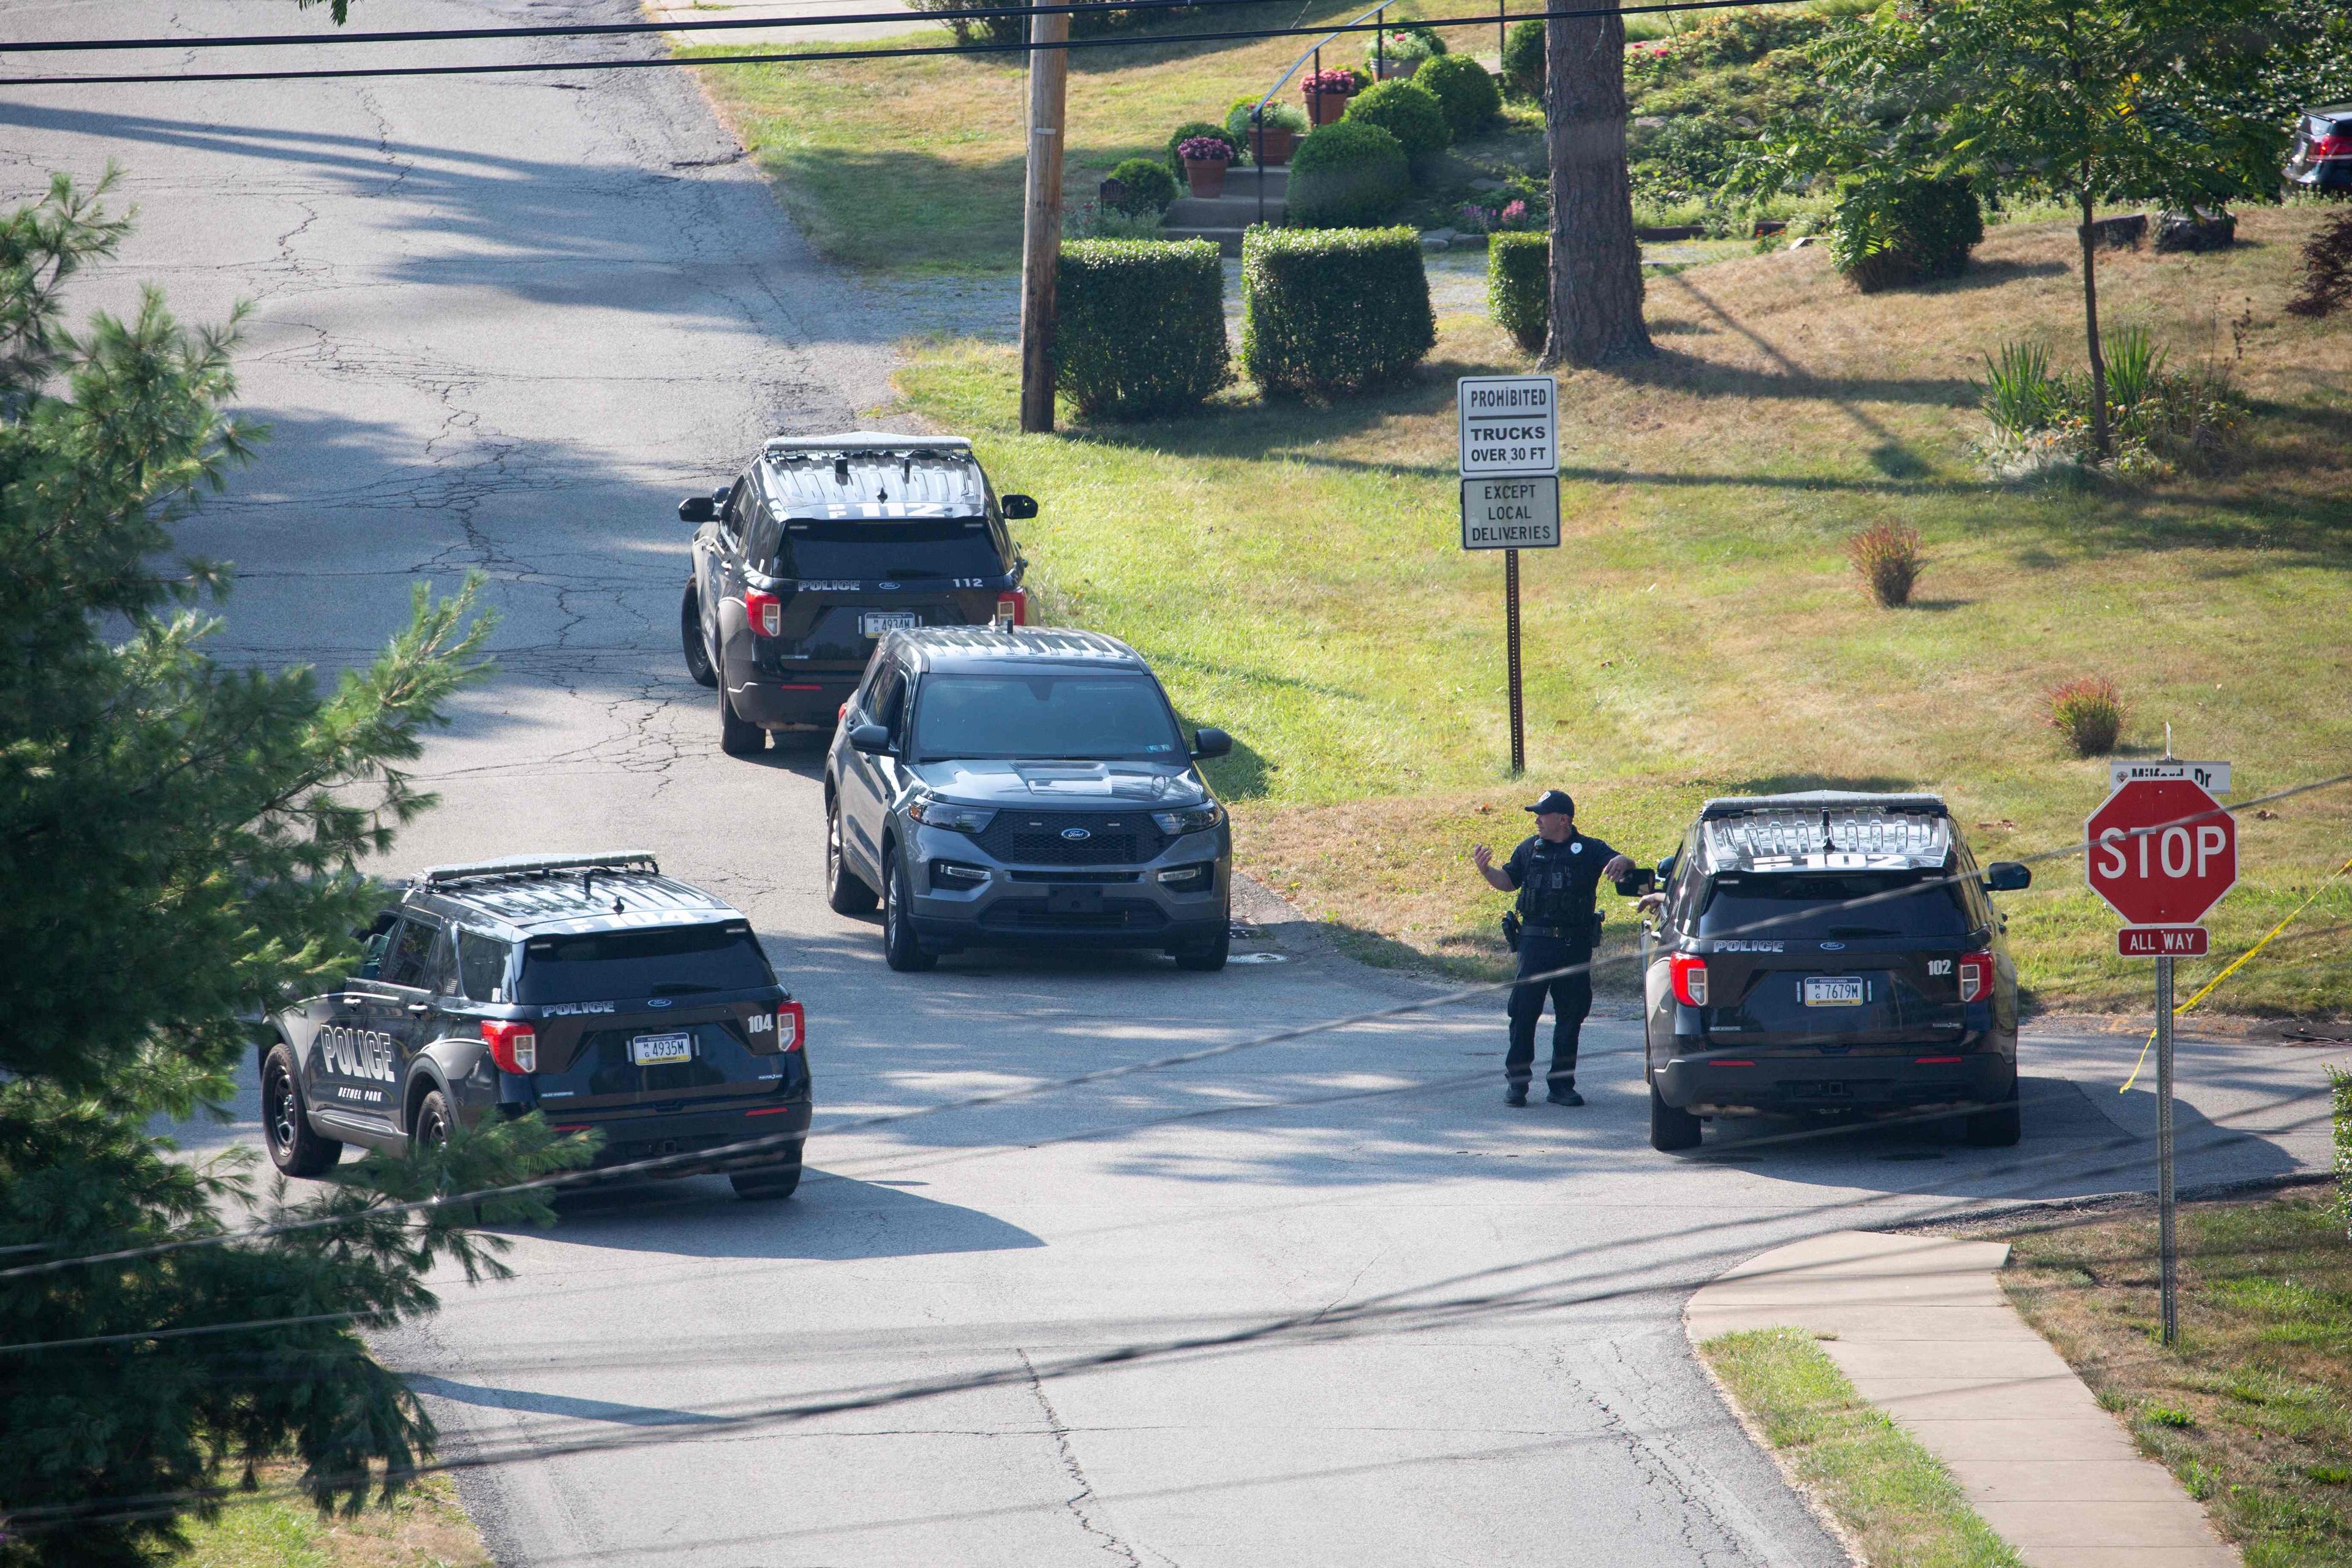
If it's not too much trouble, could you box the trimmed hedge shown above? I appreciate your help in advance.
[1240,226,1435,396]
[1104,157,1178,216]
[1830,175,1983,292]
[1167,119,1242,173]
[1487,231,1548,353]
[1287,121,1410,227]
[1056,239,1231,420]
[1414,54,1501,140]
[1501,19,1544,100]
[1342,78,1450,162]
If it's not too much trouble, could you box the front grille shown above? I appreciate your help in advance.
[974,812,1169,867]
[979,900,1168,932]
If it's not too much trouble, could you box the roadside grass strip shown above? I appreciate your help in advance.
[1700,1327,2026,1568]
[1999,1194,2352,1568]
[172,1468,489,1568]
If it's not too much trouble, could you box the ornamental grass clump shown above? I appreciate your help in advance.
[1845,521,1923,607]
[1974,329,2243,481]
[2046,676,2127,756]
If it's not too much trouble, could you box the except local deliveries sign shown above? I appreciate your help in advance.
[2086,776,2237,941]
[1457,375,1558,477]
[1461,476,1561,550]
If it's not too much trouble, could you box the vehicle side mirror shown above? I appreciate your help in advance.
[1656,853,1677,885]
[1000,494,1039,520]
[1985,862,2032,892]
[1191,726,1232,760]
[847,722,891,755]
[679,495,717,523]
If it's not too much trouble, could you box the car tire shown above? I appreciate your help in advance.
[262,1043,342,1178]
[730,1140,804,1200]
[826,799,878,915]
[411,1088,454,1153]
[1172,918,1231,972]
[1649,1078,1703,1152]
[718,677,765,756]
[882,851,935,973]
[682,586,718,689]
[1964,1079,2023,1148]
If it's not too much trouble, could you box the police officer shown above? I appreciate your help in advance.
[1472,790,1635,1107]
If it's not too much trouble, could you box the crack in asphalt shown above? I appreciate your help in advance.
[1020,1349,1150,1568]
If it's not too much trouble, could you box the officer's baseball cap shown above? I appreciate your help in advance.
[1524,789,1576,816]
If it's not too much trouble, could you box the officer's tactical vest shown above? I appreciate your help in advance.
[1515,836,1597,929]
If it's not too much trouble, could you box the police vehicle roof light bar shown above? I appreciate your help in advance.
[419,851,660,886]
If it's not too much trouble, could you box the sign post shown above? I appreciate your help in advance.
[2085,758,2235,1348]
[1457,375,1559,776]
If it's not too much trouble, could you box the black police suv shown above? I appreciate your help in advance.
[2286,103,2352,194]
[823,628,1236,973]
[260,852,813,1199]
[1632,792,2031,1153]
[679,431,1039,757]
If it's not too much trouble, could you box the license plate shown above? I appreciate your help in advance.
[1802,976,1866,1007]
[861,611,919,637]
[628,1031,693,1066]
[1046,886,1105,915]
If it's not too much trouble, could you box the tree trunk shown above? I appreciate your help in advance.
[1538,0,1651,368]
[2076,190,2109,459]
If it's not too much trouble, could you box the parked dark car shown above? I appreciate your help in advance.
[1630,793,2030,1153]
[680,431,1039,756]
[823,628,1235,973]
[2286,103,2352,194]
[260,852,812,1199]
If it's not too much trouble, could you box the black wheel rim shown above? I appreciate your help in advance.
[826,812,840,887]
[265,1063,299,1154]
[419,1105,447,1148]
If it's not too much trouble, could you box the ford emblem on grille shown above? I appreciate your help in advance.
[878,581,900,591]
[1819,942,1846,951]
[1061,827,1091,841]
[647,997,673,1008]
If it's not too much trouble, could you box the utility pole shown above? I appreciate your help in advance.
[1017,4,1070,434]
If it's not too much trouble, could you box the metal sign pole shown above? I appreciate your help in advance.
[1505,547,1525,775]
[2156,952,2177,1346]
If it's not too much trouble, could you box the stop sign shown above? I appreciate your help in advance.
[2086,779,2237,926]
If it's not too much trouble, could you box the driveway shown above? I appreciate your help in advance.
[7,4,2342,1563]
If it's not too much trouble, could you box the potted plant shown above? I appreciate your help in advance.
[1302,67,1359,126]
[1226,99,1310,167]
[1177,134,1234,197]
[1365,28,1434,79]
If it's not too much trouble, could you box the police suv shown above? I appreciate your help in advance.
[260,852,813,1199]
[680,432,1039,756]
[1634,792,2031,1153]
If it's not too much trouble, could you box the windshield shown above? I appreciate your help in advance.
[772,519,1003,581]
[911,673,1186,761]
[1696,871,1973,941]
[515,922,776,1003]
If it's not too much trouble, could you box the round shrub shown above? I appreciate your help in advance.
[1167,119,1241,174]
[1287,121,1409,227]
[1056,239,1231,420]
[1830,175,1984,293]
[1413,54,1501,140]
[1487,231,1548,353]
[1500,18,1544,99]
[1240,225,1436,396]
[1343,79,1450,163]
[1105,157,1179,217]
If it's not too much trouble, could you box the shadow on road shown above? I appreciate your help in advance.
[543,1170,1046,1260]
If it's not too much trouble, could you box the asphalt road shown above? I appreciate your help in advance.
[9,6,2345,1564]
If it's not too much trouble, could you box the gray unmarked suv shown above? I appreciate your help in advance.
[823,628,1236,973]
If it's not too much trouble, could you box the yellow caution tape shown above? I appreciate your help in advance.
[2120,853,2352,1092]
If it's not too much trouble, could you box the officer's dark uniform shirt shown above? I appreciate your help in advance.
[1502,832,1619,944]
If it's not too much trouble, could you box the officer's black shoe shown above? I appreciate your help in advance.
[1546,1087,1585,1107]
[1504,1085,1529,1107]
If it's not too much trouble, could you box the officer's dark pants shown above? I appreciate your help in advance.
[1506,937,1593,1091]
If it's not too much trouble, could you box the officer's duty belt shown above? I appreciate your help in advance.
[1518,922,1580,941]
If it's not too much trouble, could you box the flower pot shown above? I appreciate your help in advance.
[1305,88,1352,126]
[1374,56,1419,79]
[1248,126,1299,167]
[1183,157,1229,198]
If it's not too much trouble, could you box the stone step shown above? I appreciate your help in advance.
[1162,225,1249,257]
[1166,193,1287,228]
[1215,165,1289,195]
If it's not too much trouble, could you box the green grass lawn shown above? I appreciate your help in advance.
[884,206,2352,1014]
[168,1471,488,1568]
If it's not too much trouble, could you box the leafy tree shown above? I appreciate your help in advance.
[0,171,590,1567]
[1542,0,1654,367]
[1747,0,2343,457]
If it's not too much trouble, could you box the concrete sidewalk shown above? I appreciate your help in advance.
[1687,1230,2238,1568]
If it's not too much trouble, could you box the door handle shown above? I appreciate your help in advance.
[405,1002,430,1016]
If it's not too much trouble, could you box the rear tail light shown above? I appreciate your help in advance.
[993,589,1026,629]
[480,1020,537,1074]
[1670,953,1709,1008]
[1958,950,1993,1005]
[2312,134,2352,158]
[745,589,782,638]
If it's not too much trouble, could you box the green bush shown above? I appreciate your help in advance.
[1343,79,1450,163]
[911,0,1196,47]
[1830,175,1983,292]
[1167,119,1242,173]
[1501,19,1544,99]
[1056,239,1231,420]
[1240,226,1435,396]
[1287,121,1410,227]
[1487,231,1548,352]
[1412,55,1502,140]
[1104,157,1179,217]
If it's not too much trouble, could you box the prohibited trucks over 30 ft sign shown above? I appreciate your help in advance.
[1457,375,1557,477]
